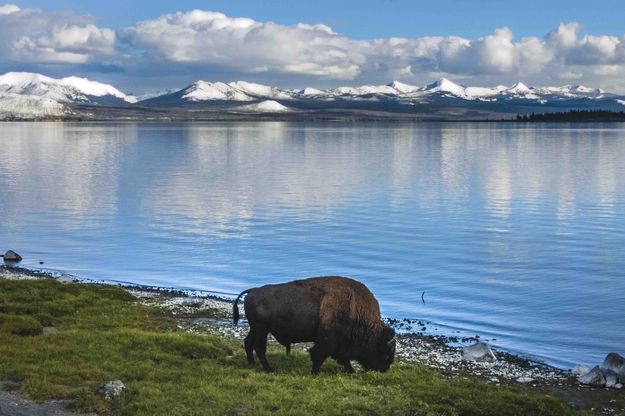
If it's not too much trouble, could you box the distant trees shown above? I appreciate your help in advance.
[515,109,625,122]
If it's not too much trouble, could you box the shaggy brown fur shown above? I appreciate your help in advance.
[233,276,395,373]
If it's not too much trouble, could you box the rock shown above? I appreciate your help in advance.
[42,327,58,336]
[602,352,625,379]
[97,380,125,400]
[615,383,623,389]
[578,366,605,386]
[181,298,203,307]
[462,342,496,363]
[3,250,22,263]
[516,376,534,383]
[57,276,75,284]
[572,364,590,376]
[604,369,619,388]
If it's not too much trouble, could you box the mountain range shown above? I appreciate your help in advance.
[1,72,624,120]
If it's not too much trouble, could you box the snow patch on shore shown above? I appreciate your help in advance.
[236,100,290,112]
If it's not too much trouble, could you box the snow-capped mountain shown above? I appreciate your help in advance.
[388,80,421,94]
[0,72,136,105]
[140,76,619,107]
[142,80,298,105]
[423,78,467,97]
[2,71,624,120]
[304,78,611,102]
[0,93,70,120]
[182,81,254,102]
[228,81,295,100]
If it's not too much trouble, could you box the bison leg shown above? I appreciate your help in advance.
[252,329,274,372]
[335,357,355,373]
[244,332,255,365]
[309,343,331,374]
[285,343,291,356]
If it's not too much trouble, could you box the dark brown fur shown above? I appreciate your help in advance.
[233,276,395,373]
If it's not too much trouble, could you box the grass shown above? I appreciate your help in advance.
[0,278,586,415]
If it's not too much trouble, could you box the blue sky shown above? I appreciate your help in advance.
[2,1,625,92]
[14,0,625,39]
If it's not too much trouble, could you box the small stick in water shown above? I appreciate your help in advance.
[421,291,426,303]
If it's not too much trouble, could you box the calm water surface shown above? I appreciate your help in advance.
[1,122,624,369]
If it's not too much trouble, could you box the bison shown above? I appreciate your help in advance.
[233,276,395,374]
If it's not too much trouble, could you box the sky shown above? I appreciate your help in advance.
[2,0,625,93]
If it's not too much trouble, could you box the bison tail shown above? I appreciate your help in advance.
[232,289,250,326]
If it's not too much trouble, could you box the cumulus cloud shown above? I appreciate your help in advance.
[3,4,625,91]
[116,9,625,89]
[118,10,363,79]
[0,4,115,64]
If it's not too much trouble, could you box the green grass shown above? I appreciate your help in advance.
[0,278,584,415]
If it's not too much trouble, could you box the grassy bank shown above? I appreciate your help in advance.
[0,278,585,415]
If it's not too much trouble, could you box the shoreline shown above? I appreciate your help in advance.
[1,265,624,414]
[0,264,567,374]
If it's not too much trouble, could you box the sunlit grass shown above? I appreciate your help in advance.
[0,279,584,415]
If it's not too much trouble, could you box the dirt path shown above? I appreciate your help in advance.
[0,390,83,416]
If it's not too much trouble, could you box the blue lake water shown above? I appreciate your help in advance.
[1,121,624,369]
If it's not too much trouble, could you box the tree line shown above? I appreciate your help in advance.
[516,109,625,122]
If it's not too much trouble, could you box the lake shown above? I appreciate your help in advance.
[1,121,624,369]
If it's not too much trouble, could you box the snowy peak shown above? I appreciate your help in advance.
[177,80,296,102]
[2,72,622,119]
[0,72,55,88]
[182,81,253,101]
[301,87,324,96]
[507,82,531,95]
[388,80,421,94]
[0,72,134,104]
[227,81,294,99]
[61,76,134,102]
[142,76,617,109]
[425,78,467,96]
[571,85,594,94]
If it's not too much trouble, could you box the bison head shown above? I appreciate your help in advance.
[359,324,396,372]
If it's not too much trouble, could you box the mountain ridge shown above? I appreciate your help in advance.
[1,71,624,120]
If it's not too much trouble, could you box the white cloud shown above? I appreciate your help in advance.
[0,3,19,14]
[0,4,115,64]
[546,23,581,48]
[118,10,625,87]
[436,28,519,74]
[118,10,363,79]
[3,5,625,91]
[37,24,115,54]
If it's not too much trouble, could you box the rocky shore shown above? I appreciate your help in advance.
[2,265,624,415]
[127,279,625,414]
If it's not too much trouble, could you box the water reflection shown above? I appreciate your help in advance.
[0,122,624,368]
[0,123,138,222]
